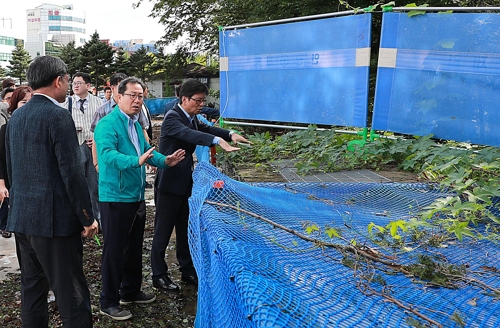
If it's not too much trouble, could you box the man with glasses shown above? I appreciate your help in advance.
[5,56,98,327]
[94,77,185,321]
[62,72,103,229]
[90,73,151,170]
[151,79,251,292]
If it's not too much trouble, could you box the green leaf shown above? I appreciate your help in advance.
[449,221,474,241]
[405,3,428,17]
[404,218,432,229]
[305,224,319,234]
[325,227,340,239]
[368,222,386,236]
[436,38,458,49]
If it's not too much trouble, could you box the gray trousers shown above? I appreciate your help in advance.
[80,143,99,221]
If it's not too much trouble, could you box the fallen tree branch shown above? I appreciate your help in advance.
[359,282,444,328]
[205,200,407,272]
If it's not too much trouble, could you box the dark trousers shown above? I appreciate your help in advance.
[151,188,194,279]
[80,143,99,221]
[0,197,8,230]
[16,232,92,328]
[99,201,146,309]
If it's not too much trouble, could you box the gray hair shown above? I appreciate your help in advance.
[27,56,68,90]
[117,77,145,95]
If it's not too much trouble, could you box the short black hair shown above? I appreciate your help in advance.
[178,79,208,99]
[174,85,181,97]
[73,72,91,84]
[104,86,111,92]
[1,87,14,100]
[110,73,128,87]
[27,56,68,90]
[117,77,145,95]
[2,78,15,89]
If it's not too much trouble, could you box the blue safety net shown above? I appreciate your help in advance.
[373,13,500,147]
[189,162,500,327]
[144,97,177,115]
[219,14,372,127]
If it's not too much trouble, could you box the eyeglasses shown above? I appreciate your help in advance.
[123,93,144,101]
[190,97,206,105]
[72,81,87,87]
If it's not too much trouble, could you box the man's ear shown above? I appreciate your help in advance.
[54,76,62,90]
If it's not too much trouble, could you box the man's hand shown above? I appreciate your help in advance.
[218,139,240,152]
[86,138,93,148]
[165,149,186,167]
[0,180,9,202]
[231,133,252,145]
[82,219,99,238]
[139,147,156,166]
[146,164,157,174]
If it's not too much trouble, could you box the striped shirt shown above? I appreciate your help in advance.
[62,94,103,145]
[90,98,149,132]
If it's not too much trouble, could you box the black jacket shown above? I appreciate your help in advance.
[155,104,231,196]
[6,95,94,237]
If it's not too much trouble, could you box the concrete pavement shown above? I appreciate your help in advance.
[0,233,19,280]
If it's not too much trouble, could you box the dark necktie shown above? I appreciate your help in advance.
[189,117,197,130]
[79,99,86,113]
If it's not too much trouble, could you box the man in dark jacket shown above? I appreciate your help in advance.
[6,56,98,327]
[151,79,250,292]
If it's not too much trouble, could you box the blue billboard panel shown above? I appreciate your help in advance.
[373,13,500,147]
[220,14,372,127]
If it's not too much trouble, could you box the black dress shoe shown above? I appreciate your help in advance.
[153,277,179,292]
[100,306,132,321]
[181,274,198,286]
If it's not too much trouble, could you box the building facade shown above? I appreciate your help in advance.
[25,4,87,59]
[111,39,160,54]
[0,19,23,69]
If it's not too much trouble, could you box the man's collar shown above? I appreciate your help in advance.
[118,107,138,123]
[35,93,60,106]
[76,94,89,101]
[178,104,193,120]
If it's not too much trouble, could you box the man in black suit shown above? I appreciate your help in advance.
[6,56,98,327]
[152,79,250,291]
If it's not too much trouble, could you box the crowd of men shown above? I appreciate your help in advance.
[1,56,251,326]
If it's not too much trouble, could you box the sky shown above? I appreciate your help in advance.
[1,0,173,48]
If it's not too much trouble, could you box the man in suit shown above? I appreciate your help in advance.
[152,78,250,292]
[94,77,185,321]
[5,55,98,327]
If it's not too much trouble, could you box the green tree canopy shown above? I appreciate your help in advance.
[110,47,132,76]
[7,42,31,85]
[78,31,115,90]
[128,45,154,82]
[0,66,8,80]
[57,41,80,78]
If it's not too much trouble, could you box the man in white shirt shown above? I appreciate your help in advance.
[63,72,103,226]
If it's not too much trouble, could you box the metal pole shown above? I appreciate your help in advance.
[221,120,366,135]
[392,7,500,11]
[223,10,356,30]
